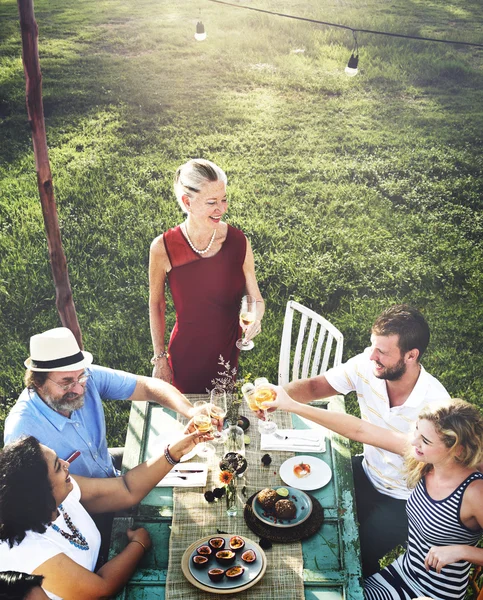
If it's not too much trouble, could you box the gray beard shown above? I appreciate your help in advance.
[42,391,85,414]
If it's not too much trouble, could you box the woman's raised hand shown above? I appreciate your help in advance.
[263,384,296,413]
[152,358,173,383]
[243,319,262,343]
[167,420,215,461]
[186,403,224,432]
[126,527,152,552]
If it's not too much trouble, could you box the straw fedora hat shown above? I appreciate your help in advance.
[24,327,93,372]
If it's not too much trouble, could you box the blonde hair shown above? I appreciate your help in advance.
[405,398,483,489]
[173,159,227,213]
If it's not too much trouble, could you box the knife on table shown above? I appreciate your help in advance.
[171,469,204,474]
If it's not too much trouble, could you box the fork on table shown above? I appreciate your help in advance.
[273,432,319,443]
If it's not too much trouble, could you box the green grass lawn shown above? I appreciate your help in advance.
[1,0,482,589]
[0,0,482,449]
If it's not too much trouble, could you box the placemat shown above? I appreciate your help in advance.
[165,397,305,600]
[244,492,324,542]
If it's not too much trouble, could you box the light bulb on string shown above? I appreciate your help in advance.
[345,30,359,76]
[195,20,207,41]
[345,53,359,76]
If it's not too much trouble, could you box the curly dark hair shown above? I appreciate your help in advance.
[372,304,430,360]
[0,437,56,548]
[0,572,44,600]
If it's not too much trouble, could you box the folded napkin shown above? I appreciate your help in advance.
[156,463,208,487]
[260,429,326,453]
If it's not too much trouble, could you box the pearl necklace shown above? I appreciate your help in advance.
[183,223,216,255]
[50,503,89,551]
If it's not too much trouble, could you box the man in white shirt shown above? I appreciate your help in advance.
[284,305,450,577]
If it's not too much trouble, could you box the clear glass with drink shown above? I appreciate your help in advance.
[210,388,227,443]
[242,378,277,434]
[236,295,257,351]
[193,400,216,457]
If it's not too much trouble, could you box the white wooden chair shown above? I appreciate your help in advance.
[278,301,344,386]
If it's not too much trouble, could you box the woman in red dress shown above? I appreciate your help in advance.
[149,159,264,393]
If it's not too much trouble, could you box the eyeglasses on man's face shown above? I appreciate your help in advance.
[46,373,90,392]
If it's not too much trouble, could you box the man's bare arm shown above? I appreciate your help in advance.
[284,375,339,404]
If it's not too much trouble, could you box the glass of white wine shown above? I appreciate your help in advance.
[242,378,277,434]
[235,295,257,351]
[193,400,216,457]
[210,388,227,443]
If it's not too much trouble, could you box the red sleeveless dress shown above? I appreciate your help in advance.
[163,224,247,393]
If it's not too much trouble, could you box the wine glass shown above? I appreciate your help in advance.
[242,379,277,434]
[236,295,257,351]
[193,401,216,458]
[209,388,227,443]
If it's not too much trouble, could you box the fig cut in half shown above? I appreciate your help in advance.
[208,568,225,582]
[192,555,209,569]
[241,549,257,563]
[196,544,212,556]
[215,549,236,566]
[225,565,245,579]
[229,535,245,551]
[208,537,225,550]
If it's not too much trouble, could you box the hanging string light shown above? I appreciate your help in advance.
[195,20,207,41]
[204,0,483,71]
[194,9,207,41]
[205,0,483,49]
[345,31,359,76]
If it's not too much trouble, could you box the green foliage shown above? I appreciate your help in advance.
[1,0,482,450]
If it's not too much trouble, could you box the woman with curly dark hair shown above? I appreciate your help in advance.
[0,571,47,600]
[0,427,212,599]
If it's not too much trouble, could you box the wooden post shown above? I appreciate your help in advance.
[17,0,83,348]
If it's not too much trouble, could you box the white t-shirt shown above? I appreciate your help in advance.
[325,348,450,500]
[0,478,101,599]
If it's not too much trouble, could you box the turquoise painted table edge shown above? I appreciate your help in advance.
[109,396,363,599]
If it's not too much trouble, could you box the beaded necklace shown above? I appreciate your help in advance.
[182,222,216,255]
[50,504,89,551]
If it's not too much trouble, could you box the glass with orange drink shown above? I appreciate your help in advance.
[242,378,277,434]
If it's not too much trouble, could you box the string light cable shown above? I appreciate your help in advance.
[205,0,483,49]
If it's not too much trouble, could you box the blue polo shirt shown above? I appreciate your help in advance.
[4,365,137,478]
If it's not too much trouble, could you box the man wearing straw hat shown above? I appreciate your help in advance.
[4,327,197,479]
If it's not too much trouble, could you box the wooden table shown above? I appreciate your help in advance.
[109,396,363,599]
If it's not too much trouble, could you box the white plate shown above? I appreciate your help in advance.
[279,455,332,490]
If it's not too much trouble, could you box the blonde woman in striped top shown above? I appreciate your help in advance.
[265,391,482,600]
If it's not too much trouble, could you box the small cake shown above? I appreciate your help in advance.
[257,488,278,510]
[275,499,296,520]
[293,462,311,478]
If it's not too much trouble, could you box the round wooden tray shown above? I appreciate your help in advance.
[181,534,267,594]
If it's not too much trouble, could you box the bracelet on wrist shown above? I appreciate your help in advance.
[130,539,147,553]
[164,444,180,466]
[151,351,169,365]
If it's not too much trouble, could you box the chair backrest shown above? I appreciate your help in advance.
[278,301,344,386]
